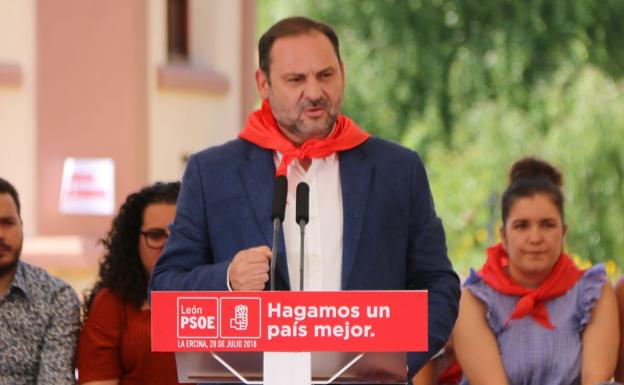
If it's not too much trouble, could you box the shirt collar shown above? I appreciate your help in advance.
[274,151,337,165]
[9,261,30,299]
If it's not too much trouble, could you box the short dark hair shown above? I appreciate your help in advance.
[0,177,21,217]
[258,16,342,77]
[501,157,564,225]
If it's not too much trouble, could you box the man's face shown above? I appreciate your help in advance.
[0,193,23,277]
[256,31,345,144]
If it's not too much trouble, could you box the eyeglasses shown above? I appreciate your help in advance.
[140,228,169,249]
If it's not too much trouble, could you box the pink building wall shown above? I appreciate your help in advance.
[36,0,148,236]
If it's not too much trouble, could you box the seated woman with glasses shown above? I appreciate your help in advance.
[452,157,618,385]
[77,182,186,385]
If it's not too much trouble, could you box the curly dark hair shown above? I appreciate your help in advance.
[83,181,180,318]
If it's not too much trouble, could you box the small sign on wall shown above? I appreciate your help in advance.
[59,158,115,215]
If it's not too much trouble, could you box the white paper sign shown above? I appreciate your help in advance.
[59,158,115,215]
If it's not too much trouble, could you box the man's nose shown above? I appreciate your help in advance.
[303,78,323,100]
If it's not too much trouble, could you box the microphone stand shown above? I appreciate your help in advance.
[298,218,306,291]
[269,175,287,291]
[295,182,310,291]
[270,218,280,291]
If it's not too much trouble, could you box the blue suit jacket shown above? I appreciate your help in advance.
[150,137,460,379]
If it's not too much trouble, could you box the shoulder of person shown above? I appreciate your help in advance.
[615,275,624,297]
[579,263,608,290]
[191,138,261,164]
[351,137,423,164]
[19,261,80,310]
[89,287,126,312]
[20,261,78,299]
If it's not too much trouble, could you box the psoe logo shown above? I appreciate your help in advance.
[220,298,261,339]
[177,297,218,339]
[230,305,249,330]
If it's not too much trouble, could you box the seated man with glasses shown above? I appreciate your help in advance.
[76,182,189,385]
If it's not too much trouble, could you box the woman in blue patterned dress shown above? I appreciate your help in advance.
[453,157,618,385]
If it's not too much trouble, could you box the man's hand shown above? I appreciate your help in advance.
[228,246,272,291]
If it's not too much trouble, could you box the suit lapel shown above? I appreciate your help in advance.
[339,145,372,289]
[239,144,290,289]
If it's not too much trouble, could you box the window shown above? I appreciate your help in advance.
[167,0,188,62]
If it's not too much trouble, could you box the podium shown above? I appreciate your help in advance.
[175,351,406,384]
[151,291,427,385]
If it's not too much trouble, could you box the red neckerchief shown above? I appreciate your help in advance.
[439,360,462,384]
[239,100,370,176]
[479,242,584,329]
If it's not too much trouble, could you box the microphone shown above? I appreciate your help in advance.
[270,175,288,291]
[296,182,309,291]
[271,175,288,223]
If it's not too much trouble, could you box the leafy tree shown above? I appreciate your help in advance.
[258,0,624,275]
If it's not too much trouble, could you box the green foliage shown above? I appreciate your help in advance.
[258,0,624,275]
[428,66,624,274]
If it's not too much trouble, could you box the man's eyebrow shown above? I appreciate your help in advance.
[281,72,305,78]
[281,66,337,77]
[317,66,335,73]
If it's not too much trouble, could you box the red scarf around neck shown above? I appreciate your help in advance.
[239,100,370,176]
[479,242,584,329]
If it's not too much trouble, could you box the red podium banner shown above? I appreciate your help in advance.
[151,291,427,352]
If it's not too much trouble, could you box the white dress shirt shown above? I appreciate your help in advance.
[276,152,343,291]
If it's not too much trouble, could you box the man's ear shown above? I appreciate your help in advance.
[255,69,270,100]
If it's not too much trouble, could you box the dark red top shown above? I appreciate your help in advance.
[77,288,186,385]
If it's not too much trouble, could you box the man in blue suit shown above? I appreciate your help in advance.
[150,16,460,380]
